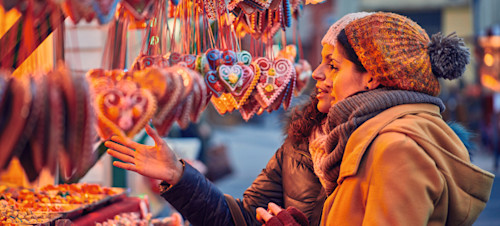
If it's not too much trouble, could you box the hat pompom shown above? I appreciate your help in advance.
[428,32,470,80]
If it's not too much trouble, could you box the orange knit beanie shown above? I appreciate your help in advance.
[344,12,470,96]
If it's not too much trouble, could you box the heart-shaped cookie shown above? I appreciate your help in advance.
[254,57,293,109]
[221,50,238,66]
[169,52,183,66]
[205,49,222,70]
[205,70,225,97]
[181,54,197,70]
[218,65,244,93]
[133,54,169,70]
[95,80,157,140]
[234,64,259,107]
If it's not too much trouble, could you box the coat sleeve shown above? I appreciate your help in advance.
[160,162,234,226]
[361,132,445,225]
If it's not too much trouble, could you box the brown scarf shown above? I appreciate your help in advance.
[309,89,445,195]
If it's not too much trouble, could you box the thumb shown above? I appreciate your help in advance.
[146,123,164,146]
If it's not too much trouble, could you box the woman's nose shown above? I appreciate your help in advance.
[312,66,325,81]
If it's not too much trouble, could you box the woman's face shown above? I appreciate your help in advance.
[328,43,375,106]
[312,44,335,113]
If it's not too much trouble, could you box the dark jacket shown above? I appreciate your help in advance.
[160,99,327,226]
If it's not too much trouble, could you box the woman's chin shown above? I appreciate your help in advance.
[317,102,330,113]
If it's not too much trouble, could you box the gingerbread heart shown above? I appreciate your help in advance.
[233,64,259,108]
[181,54,197,70]
[169,52,183,66]
[239,96,261,122]
[95,80,157,139]
[218,65,244,93]
[205,49,222,70]
[221,50,238,66]
[205,70,225,97]
[133,54,169,70]
[254,57,293,109]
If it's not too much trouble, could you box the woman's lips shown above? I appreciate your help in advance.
[316,88,329,98]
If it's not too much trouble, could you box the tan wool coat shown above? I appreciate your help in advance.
[321,103,495,226]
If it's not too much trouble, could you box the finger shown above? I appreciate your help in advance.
[256,207,273,223]
[105,141,135,157]
[110,135,143,150]
[107,149,135,164]
[112,161,137,172]
[145,124,164,146]
[268,202,284,216]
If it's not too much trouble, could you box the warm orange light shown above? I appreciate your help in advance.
[484,53,494,67]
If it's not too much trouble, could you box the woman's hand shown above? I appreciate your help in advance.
[105,124,184,185]
[256,202,309,226]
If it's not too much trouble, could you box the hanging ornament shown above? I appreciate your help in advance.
[254,57,293,109]
[92,0,120,24]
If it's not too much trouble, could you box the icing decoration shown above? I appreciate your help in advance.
[282,0,292,28]
[237,50,253,66]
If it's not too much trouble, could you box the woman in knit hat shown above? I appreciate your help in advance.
[106,13,372,226]
[257,12,494,226]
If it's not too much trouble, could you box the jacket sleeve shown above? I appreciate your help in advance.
[361,132,444,225]
[160,162,234,226]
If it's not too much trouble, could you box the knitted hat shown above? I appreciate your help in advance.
[344,12,470,96]
[321,12,374,46]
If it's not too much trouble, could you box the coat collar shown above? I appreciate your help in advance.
[338,103,442,181]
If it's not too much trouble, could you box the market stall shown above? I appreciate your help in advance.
[0,0,324,224]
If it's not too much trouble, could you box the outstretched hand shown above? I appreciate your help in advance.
[105,124,184,185]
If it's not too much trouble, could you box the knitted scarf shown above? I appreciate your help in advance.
[309,89,445,195]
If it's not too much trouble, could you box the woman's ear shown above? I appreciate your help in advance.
[362,72,380,90]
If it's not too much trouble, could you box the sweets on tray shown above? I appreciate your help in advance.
[0,183,125,219]
[0,199,60,224]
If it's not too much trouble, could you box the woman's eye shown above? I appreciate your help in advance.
[329,64,338,70]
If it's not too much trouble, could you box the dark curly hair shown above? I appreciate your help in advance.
[285,91,327,146]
